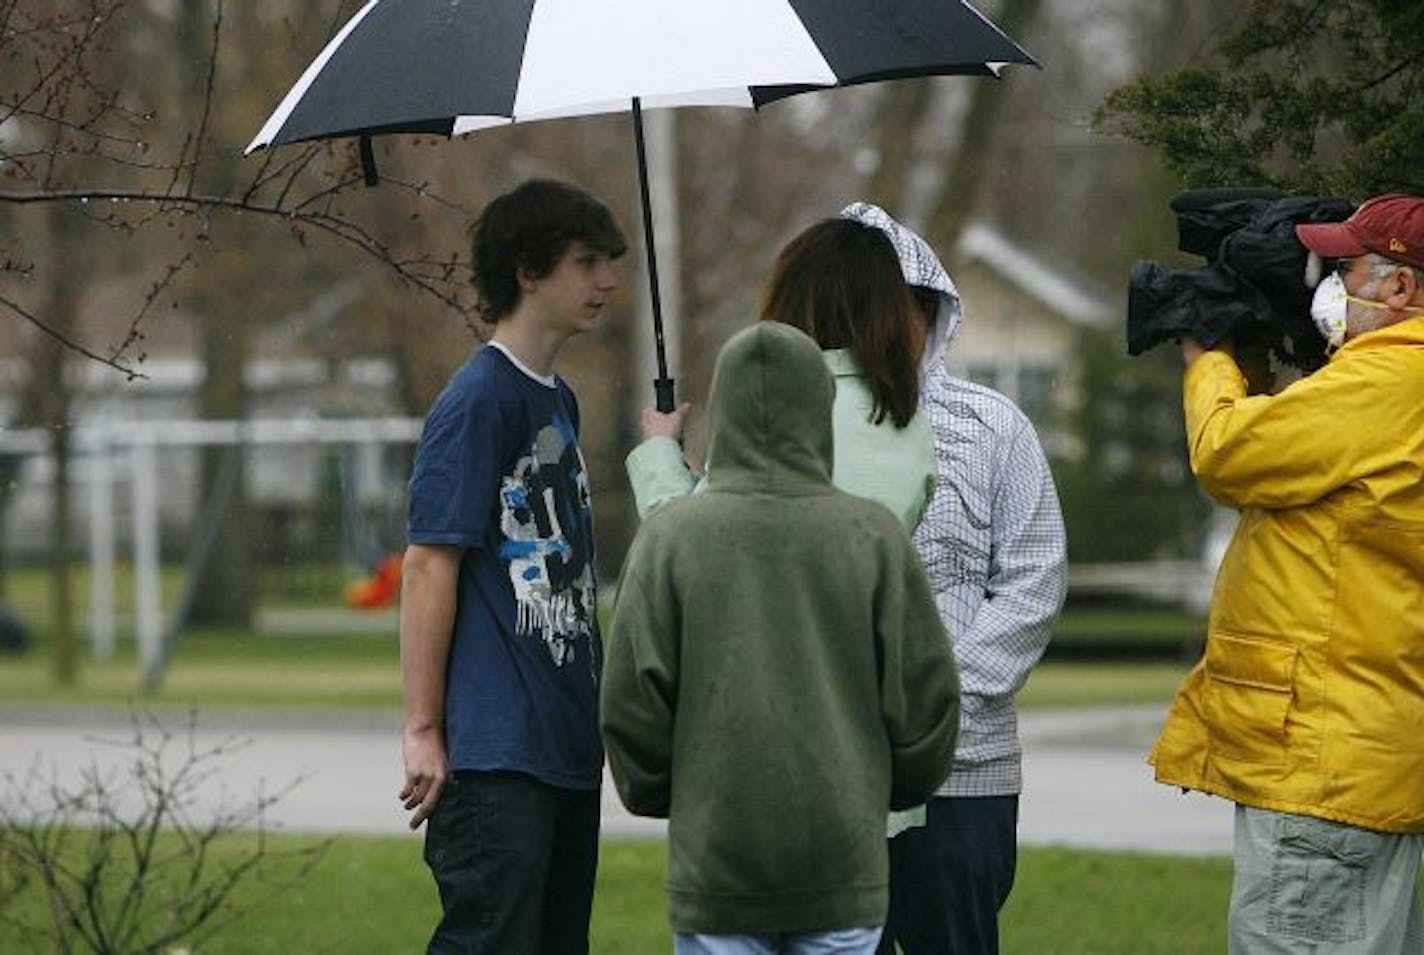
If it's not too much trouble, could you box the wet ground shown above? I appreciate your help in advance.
[0,703,1231,855]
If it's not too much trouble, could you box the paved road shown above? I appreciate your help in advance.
[1017,706,1230,856]
[0,704,1230,855]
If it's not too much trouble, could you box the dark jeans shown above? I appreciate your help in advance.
[423,771,601,955]
[877,795,1019,955]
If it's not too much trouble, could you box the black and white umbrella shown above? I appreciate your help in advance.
[247,0,1037,410]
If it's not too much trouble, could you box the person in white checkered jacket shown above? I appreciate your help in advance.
[840,203,1068,955]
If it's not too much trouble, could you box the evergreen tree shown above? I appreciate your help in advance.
[1052,326,1209,564]
[1095,1,1424,195]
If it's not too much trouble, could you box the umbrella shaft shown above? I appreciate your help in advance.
[632,97,675,412]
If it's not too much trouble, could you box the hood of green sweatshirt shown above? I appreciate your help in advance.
[704,322,834,495]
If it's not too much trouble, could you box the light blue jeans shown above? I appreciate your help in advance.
[674,926,883,955]
[1230,805,1424,954]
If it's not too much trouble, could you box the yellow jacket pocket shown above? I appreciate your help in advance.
[1204,633,1298,764]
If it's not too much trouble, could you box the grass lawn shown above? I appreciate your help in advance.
[0,833,1230,954]
[1020,659,1192,708]
[1001,847,1230,954]
[0,627,1197,713]
[229,840,1234,954]
[0,562,1201,712]
[0,626,403,709]
[0,639,1198,713]
[1049,605,1204,657]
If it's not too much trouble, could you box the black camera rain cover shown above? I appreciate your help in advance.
[1127,192,1356,370]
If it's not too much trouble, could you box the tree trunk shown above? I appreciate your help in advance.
[188,316,254,628]
[40,203,80,685]
[925,0,1045,247]
[865,82,935,208]
[182,0,254,628]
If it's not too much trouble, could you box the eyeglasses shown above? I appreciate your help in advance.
[1330,257,1363,276]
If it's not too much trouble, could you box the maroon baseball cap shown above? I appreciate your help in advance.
[1296,193,1424,269]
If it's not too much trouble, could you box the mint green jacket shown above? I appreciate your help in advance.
[626,349,935,530]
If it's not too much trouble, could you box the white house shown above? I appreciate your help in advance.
[943,222,1117,448]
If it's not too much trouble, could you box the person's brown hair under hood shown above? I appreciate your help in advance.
[759,218,922,428]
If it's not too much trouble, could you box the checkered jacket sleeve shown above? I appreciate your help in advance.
[913,372,1067,795]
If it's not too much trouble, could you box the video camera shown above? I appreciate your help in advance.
[1127,189,1356,371]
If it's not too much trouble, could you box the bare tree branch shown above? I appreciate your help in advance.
[0,293,142,377]
[0,709,328,953]
[0,0,482,376]
[0,174,479,318]
[183,0,224,198]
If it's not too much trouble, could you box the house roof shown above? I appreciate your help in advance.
[956,222,1117,326]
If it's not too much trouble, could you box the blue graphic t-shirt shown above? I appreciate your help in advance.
[407,344,602,790]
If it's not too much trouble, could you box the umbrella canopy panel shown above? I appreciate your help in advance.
[248,0,1035,151]
[252,0,531,146]
[754,0,1031,103]
[247,0,1038,412]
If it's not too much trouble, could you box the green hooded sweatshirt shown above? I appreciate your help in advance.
[602,322,960,935]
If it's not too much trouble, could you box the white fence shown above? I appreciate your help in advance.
[0,417,422,673]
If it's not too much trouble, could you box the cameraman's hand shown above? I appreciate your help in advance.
[1179,336,1207,366]
[1234,335,1276,395]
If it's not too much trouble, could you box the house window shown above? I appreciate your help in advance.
[962,362,1057,428]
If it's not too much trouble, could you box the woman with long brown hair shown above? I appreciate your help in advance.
[627,216,935,531]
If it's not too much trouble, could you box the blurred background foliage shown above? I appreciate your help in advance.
[1095,0,1424,195]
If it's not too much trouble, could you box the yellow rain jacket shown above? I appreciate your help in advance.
[1150,316,1424,834]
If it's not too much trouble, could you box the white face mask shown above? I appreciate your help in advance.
[1310,272,1349,351]
[1310,265,1424,352]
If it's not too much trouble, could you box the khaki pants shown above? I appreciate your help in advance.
[1230,805,1424,954]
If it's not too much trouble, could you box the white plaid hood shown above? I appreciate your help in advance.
[843,203,1067,798]
[839,202,963,378]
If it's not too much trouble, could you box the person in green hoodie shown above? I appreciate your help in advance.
[602,321,961,955]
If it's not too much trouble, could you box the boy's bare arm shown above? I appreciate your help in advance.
[398,543,461,830]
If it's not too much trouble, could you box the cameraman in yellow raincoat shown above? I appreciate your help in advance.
[1150,194,1424,955]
